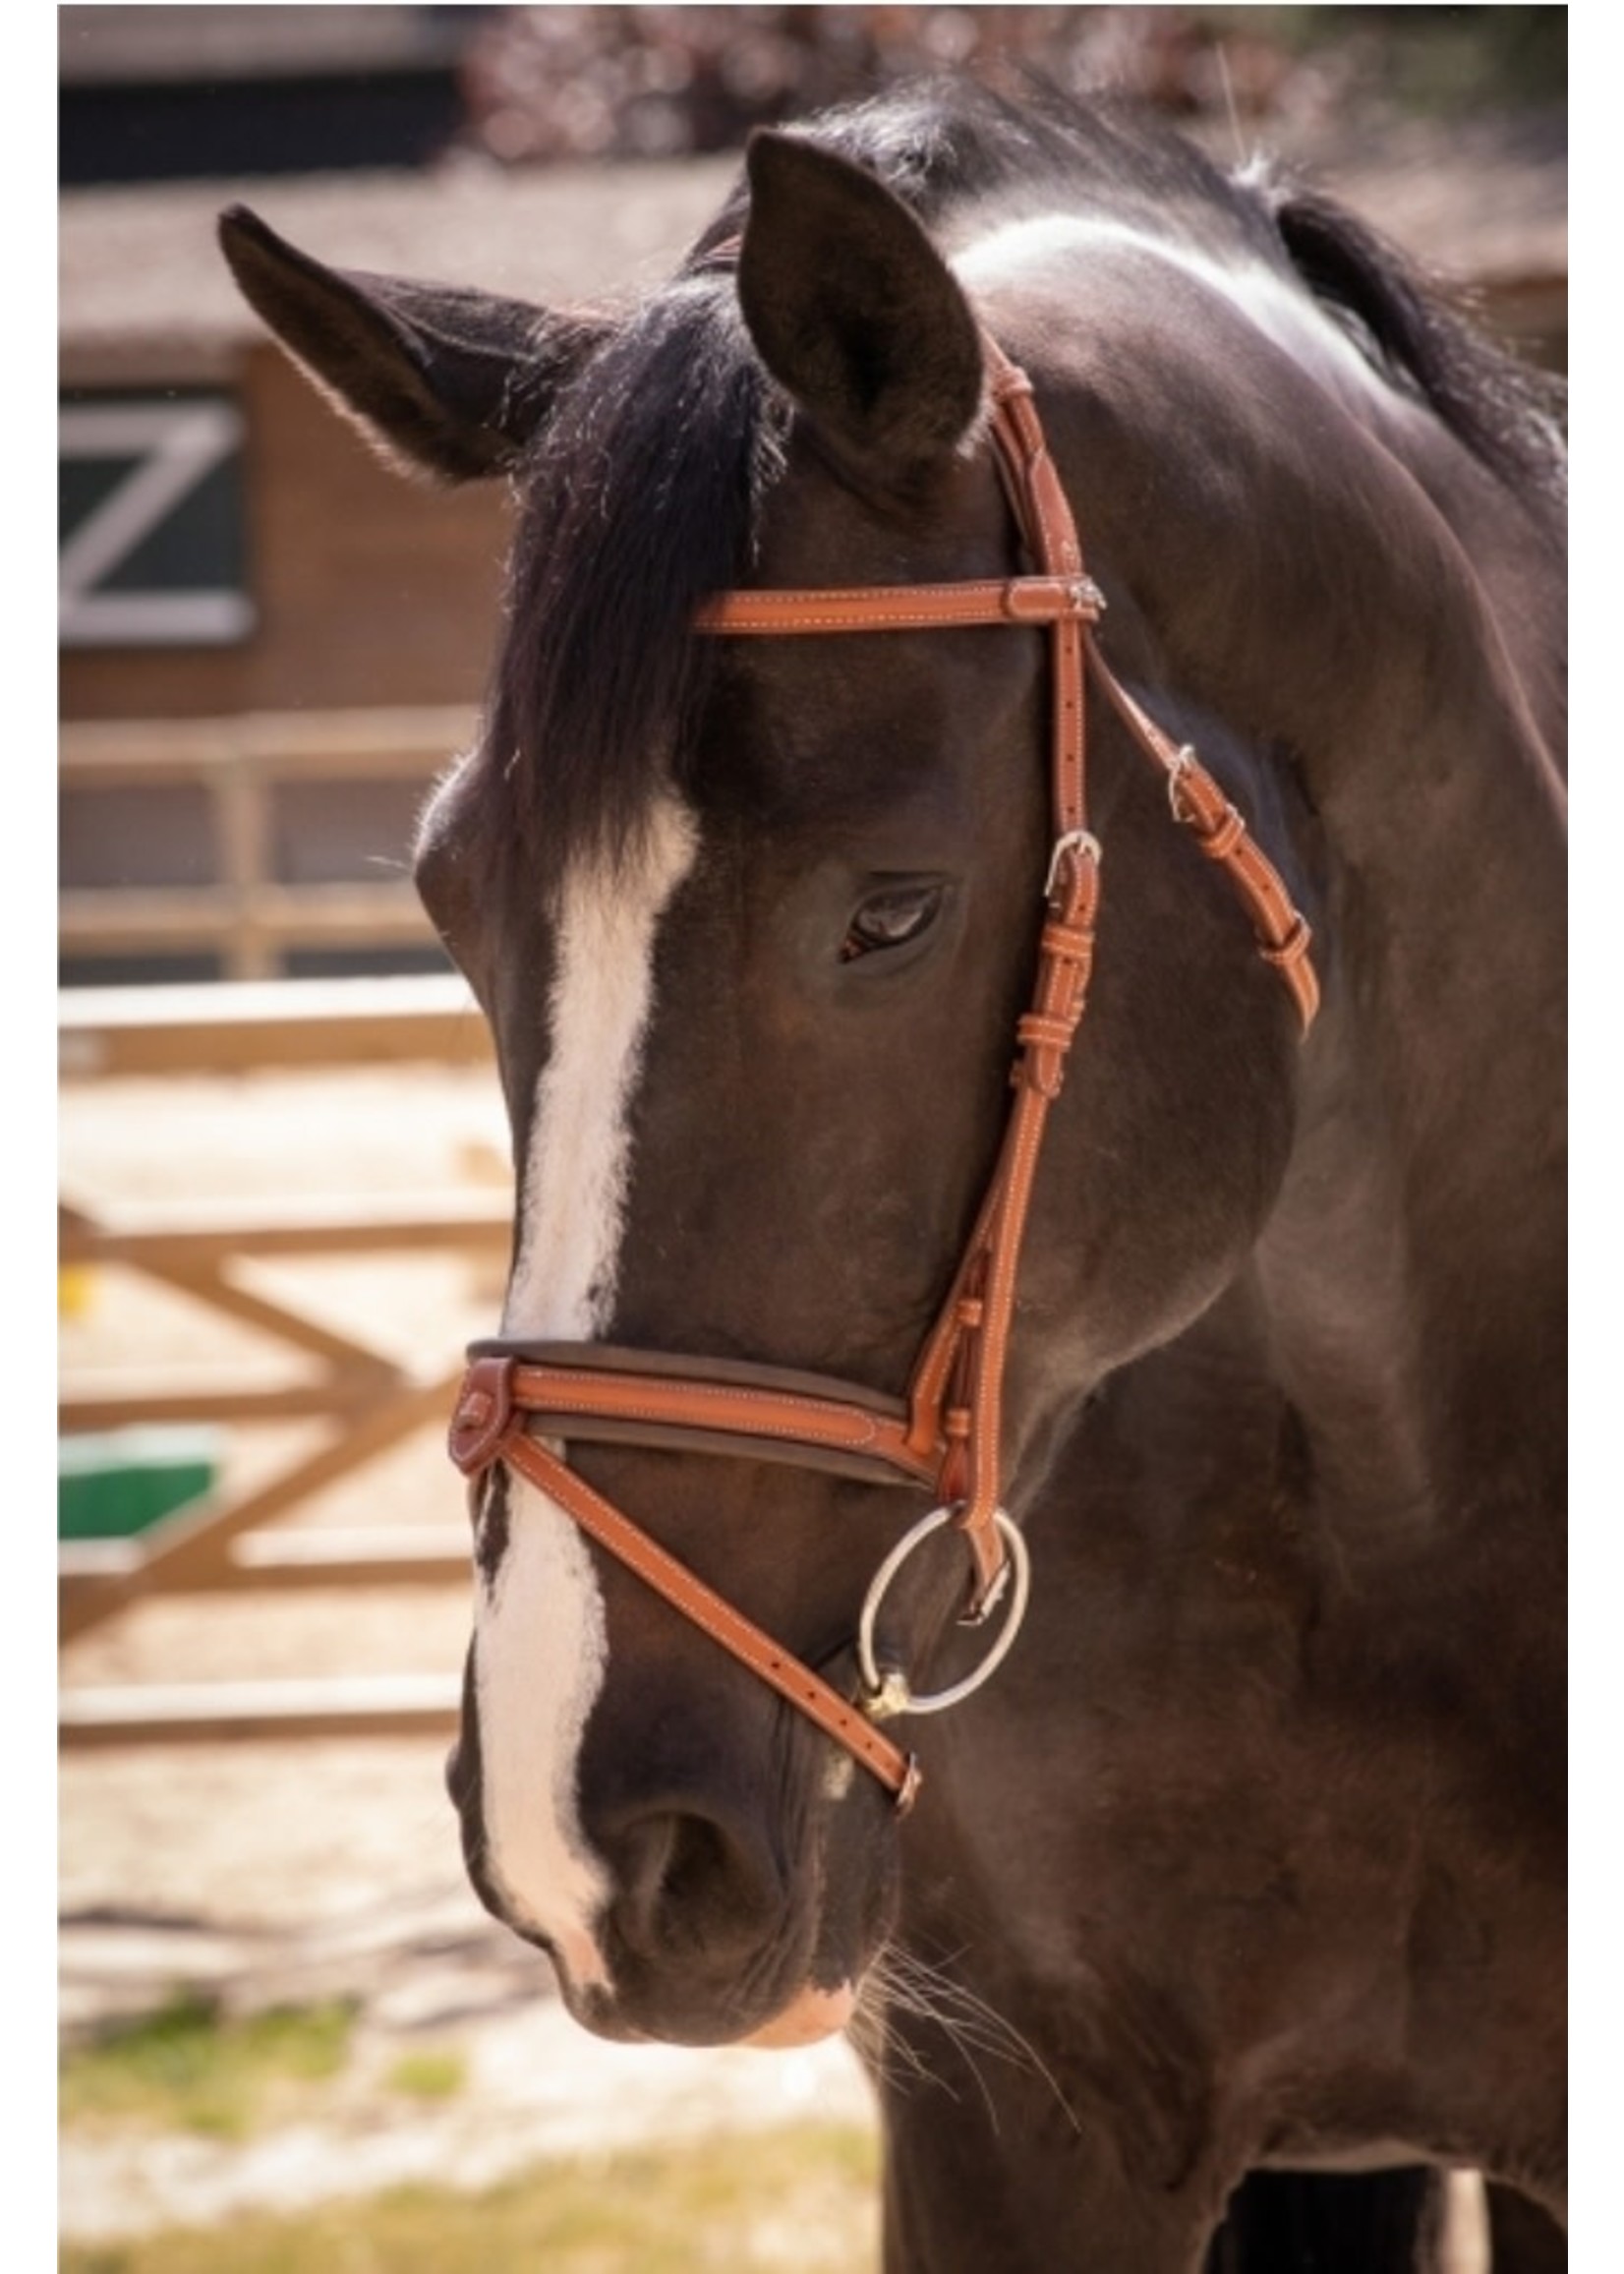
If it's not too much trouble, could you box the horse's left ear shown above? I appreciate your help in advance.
[737,131,985,482]
[217,205,608,483]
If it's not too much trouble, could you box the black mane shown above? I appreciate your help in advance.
[484,278,780,889]
[1262,173,1567,515]
[483,80,1564,884]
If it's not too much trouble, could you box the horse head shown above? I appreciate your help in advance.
[219,87,1561,2142]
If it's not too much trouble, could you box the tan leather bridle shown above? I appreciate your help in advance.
[449,332,1318,1812]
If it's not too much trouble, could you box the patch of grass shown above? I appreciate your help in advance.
[60,1993,357,2141]
[58,2121,881,2273]
[384,2046,467,2100]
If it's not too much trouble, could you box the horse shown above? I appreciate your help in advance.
[220,80,1566,2271]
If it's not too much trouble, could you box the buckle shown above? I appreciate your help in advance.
[1045,829,1102,897]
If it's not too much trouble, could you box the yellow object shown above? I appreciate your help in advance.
[58,1265,96,1318]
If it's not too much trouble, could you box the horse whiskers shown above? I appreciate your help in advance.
[855,1951,1064,2138]
[845,1991,948,2105]
[851,1944,1083,2139]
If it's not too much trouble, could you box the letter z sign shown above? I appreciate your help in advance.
[60,396,250,647]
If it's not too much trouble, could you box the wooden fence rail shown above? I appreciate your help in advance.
[59,974,503,1745]
[60,971,494,1078]
[61,706,475,979]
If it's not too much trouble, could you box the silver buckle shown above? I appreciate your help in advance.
[1045,829,1102,897]
[1167,745,1197,821]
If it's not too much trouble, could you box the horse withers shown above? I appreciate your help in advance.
[221,83,1565,2271]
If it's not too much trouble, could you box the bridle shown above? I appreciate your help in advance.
[449,329,1318,1814]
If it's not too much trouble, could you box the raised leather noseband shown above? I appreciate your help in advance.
[449,331,1318,1811]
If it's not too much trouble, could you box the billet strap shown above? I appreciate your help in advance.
[449,1356,920,1809]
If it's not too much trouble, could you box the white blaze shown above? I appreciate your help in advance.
[473,793,700,1981]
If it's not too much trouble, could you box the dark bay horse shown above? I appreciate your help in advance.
[221,82,1565,2271]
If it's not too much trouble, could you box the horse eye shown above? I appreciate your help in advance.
[841,884,945,962]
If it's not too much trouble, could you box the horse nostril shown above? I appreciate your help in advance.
[603,1807,782,1966]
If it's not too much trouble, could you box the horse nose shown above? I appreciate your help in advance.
[597,1798,786,1970]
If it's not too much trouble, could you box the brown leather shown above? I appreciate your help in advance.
[913,835,1102,1596]
[449,325,1320,1804]
[450,1358,920,1807]
[696,575,1103,636]
[468,1341,943,1487]
[1087,650,1321,1032]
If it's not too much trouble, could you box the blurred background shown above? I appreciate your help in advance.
[57,9,1565,2269]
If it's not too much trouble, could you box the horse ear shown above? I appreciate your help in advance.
[217,204,607,483]
[736,132,985,481]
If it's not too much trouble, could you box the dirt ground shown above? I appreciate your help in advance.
[57,1063,874,2243]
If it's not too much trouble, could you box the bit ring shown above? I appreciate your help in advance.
[856,1505,1031,1719]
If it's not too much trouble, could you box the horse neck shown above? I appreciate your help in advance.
[1256,674,1565,1552]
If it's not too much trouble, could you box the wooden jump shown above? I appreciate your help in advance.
[59,973,503,1745]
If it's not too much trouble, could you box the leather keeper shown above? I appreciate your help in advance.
[1190,803,1247,861]
[1002,577,1102,623]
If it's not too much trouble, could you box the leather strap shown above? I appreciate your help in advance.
[695,575,1102,637]
[468,1342,943,1488]
[448,325,1320,1802]
[449,1357,920,1808]
[682,335,1115,1606]
[1087,652,1320,1032]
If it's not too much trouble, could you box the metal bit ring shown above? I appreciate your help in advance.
[856,1505,1031,1719]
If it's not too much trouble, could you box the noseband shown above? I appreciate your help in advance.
[449,332,1318,1812]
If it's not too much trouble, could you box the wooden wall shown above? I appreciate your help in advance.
[61,344,514,725]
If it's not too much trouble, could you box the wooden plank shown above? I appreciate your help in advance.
[56,1537,461,1592]
[227,1528,470,1588]
[61,1375,398,1431]
[140,1254,411,1374]
[59,1528,469,1593]
[60,705,478,784]
[60,1190,509,1262]
[59,1368,462,1642]
[59,974,494,1076]
[60,880,435,953]
[214,755,274,980]
[58,1674,462,1747]
[59,887,241,946]
[57,1540,144,1582]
